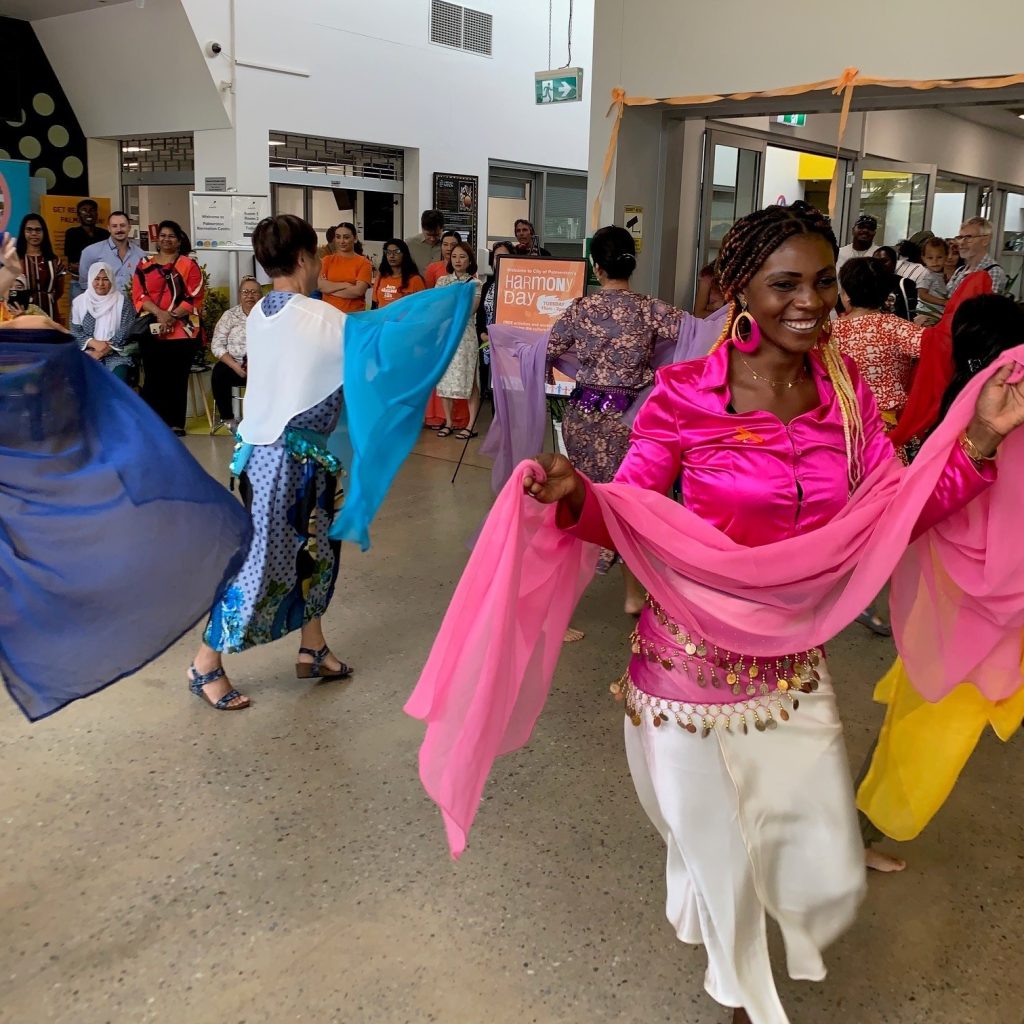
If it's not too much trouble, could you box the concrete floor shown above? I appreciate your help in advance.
[2,427,1022,1024]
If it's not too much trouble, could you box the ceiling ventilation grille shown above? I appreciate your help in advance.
[430,0,493,57]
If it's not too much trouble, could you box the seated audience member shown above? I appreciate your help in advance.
[211,275,262,429]
[70,262,137,382]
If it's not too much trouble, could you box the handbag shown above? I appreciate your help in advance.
[127,311,156,342]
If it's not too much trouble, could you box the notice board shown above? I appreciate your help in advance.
[432,172,478,248]
[190,192,270,250]
[493,255,588,331]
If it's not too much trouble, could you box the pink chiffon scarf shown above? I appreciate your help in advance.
[406,346,1024,858]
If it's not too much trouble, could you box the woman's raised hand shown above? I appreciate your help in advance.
[523,452,580,505]
[967,362,1024,456]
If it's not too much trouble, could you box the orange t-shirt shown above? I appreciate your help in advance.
[424,261,448,288]
[373,273,426,308]
[320,253,373,313]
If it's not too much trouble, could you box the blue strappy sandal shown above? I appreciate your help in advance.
[188,664,251,710]
[295,645,353,682]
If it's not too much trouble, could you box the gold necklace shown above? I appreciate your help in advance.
[739,355,806,390]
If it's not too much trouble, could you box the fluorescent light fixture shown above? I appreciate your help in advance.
[122,146,150,152]
[1019,114,1024,120]
[268,140,286,146]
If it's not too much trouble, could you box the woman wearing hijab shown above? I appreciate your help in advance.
[70,262,137,381]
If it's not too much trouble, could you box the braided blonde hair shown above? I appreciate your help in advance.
[710,204,865,493]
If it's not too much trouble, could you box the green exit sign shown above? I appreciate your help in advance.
[535,67,584,104]
[777,113,807,127]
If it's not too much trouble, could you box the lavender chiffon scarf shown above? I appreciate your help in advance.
[480,306,727,493]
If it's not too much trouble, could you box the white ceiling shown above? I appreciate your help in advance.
[0,0,133,20]
[941,104,1024,140]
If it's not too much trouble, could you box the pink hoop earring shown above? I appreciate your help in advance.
[730,309,761,354]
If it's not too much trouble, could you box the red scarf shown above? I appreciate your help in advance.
[889,272,993,448]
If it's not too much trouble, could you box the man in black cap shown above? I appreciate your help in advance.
[836,213,879,272]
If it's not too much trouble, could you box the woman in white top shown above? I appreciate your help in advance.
[189,215,353,711]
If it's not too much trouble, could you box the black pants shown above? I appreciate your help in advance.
[211,360,246,420]
[140,336,195,430]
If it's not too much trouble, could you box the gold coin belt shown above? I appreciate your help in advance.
[630,595,824,697]
[611,672,801,737]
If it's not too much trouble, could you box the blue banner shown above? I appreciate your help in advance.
[0,158,31,237]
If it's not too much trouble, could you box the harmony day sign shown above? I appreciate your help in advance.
[493,256,588,331]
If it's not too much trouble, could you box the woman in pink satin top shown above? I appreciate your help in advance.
[524,202,1024,1024]
[564,338,992,705]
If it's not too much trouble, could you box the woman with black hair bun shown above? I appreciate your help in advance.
[546,224,687,614]
[832,257,923,426]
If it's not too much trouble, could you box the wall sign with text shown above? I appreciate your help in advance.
[190,192,270,250]
[494,256,588,331]
[432,172,478,248]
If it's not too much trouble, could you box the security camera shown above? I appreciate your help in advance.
[205,41,223,57]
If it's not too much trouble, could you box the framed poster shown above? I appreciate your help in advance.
[494,255,588,331]
[433,172,478,247]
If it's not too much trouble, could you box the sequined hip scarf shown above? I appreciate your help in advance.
[611,595,827,736]
[634,595,825,697]
[229,427,341,479]
[568,383,642,415]
[613,673,800,737]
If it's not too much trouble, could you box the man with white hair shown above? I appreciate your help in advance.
[948,217,1006,295]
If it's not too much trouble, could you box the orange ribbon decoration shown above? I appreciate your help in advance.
[591,70,1024,231]
[826,67,861,220]
[590,87,627,234]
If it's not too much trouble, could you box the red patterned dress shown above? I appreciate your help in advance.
[832,311,923,416]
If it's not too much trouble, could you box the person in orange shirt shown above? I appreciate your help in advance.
[373,238,426,308]
[317,222,372,312]
[424,230,461,288]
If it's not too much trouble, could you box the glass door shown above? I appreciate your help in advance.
[699,131,765,270]
[851,159,935,246]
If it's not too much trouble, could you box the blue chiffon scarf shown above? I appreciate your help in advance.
[330,281,476,550]
[0,334,252,721]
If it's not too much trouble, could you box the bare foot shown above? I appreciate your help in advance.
[865,846,907,872]
[562,627,585,643]
[732,1009,752,1024]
